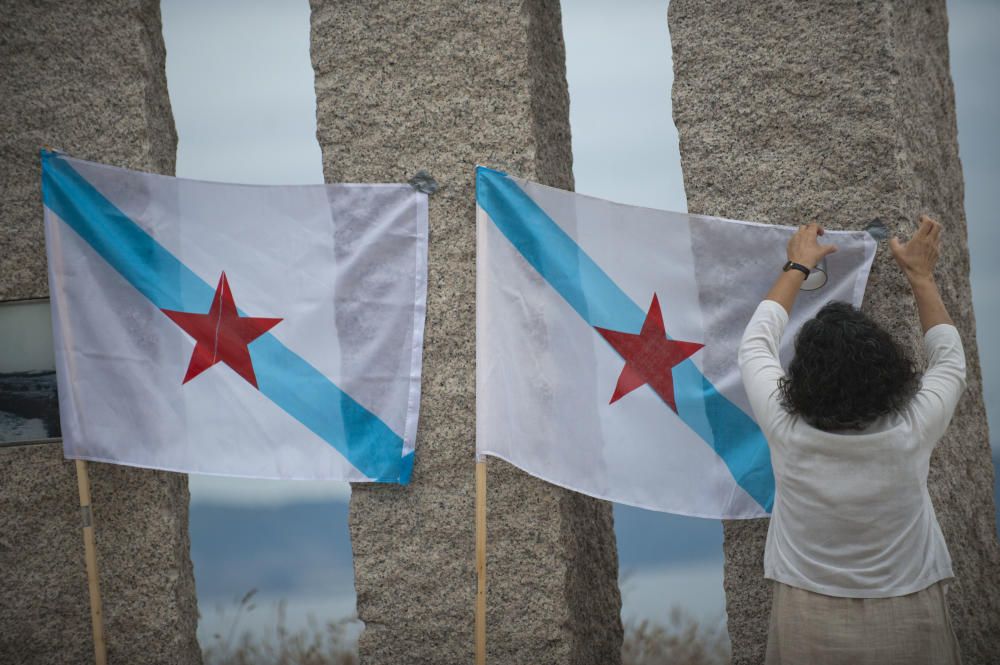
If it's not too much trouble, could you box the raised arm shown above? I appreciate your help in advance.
[740,223,837,435]
[891,215,965,442]
[889,215,954,333]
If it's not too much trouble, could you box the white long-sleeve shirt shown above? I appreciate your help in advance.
[738,299,967,598]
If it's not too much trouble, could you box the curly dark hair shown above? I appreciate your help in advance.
[778,301,920,431]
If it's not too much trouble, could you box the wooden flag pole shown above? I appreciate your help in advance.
[75,460,107,665]
[475,459,487,665]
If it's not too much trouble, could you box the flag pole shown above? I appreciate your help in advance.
[475,459,487,665]
[75,460,107,665]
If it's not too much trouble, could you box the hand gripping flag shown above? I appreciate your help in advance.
[476,167,876,518]
[41,150,427,483]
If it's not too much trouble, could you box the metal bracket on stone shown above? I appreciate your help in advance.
[408,171,439,195]
[864,217,889,241]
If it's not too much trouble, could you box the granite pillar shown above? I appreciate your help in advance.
[310,1,623,663]
[0,1,201,663]
[668,1,1000,662]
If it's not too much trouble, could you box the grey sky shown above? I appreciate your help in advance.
[161,0,999,507]
[563,1,685,212]
[162,0,322,186]
[0,301,55,373]
[950,0,1000,447]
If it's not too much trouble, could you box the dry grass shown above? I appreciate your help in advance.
[622,608,731,665]
[203,591,729,665]
[202,590,358,665]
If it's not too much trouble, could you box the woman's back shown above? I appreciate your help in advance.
[741,300,966,597]
[769,411,950,597]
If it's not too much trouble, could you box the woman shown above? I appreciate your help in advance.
[738,216,966,665]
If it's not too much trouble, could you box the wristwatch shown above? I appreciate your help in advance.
[782,261,810,278]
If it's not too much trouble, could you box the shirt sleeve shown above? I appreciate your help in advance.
[908,323,967,446]
[738,299,789,437]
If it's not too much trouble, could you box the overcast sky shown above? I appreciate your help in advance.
[159,0,1000,506]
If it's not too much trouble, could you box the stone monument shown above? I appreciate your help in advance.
[0,1,201,663]
[309,1,623,663]
[668,1,1000,662]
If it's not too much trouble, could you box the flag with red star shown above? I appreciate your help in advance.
[41,150,427,483]
[475,167,876,518]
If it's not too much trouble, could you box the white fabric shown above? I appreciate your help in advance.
[476,172,877,518]
[44,153,427,481]
[739,299,966,597]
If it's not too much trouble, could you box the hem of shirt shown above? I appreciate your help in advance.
[764,570,955,599]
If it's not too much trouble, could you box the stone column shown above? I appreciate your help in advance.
[0,2,201,663]
[310,2,622,663]
[668,1,1000,662]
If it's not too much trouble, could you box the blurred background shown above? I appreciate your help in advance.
[106,0,1000,660]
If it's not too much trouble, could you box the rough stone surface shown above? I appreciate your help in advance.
[0,1,201,663]
[668,1,1000,663]
[310,2,622,663]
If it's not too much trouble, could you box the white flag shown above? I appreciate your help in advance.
[476,167,876,518]
[42,150,427,482]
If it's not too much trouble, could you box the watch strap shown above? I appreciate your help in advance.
[783,261,810,277]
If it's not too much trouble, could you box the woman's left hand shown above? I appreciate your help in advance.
[788,222,838,268]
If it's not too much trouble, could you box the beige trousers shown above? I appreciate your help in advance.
[765,580,962,665]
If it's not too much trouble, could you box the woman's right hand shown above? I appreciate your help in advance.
[889,215,942,284]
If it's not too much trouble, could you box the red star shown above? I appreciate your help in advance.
[594,294,704,412]
[161,272,281,389]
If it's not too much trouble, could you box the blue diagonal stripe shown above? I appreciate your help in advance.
[41,149,412,483]
[476,166,774,512]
